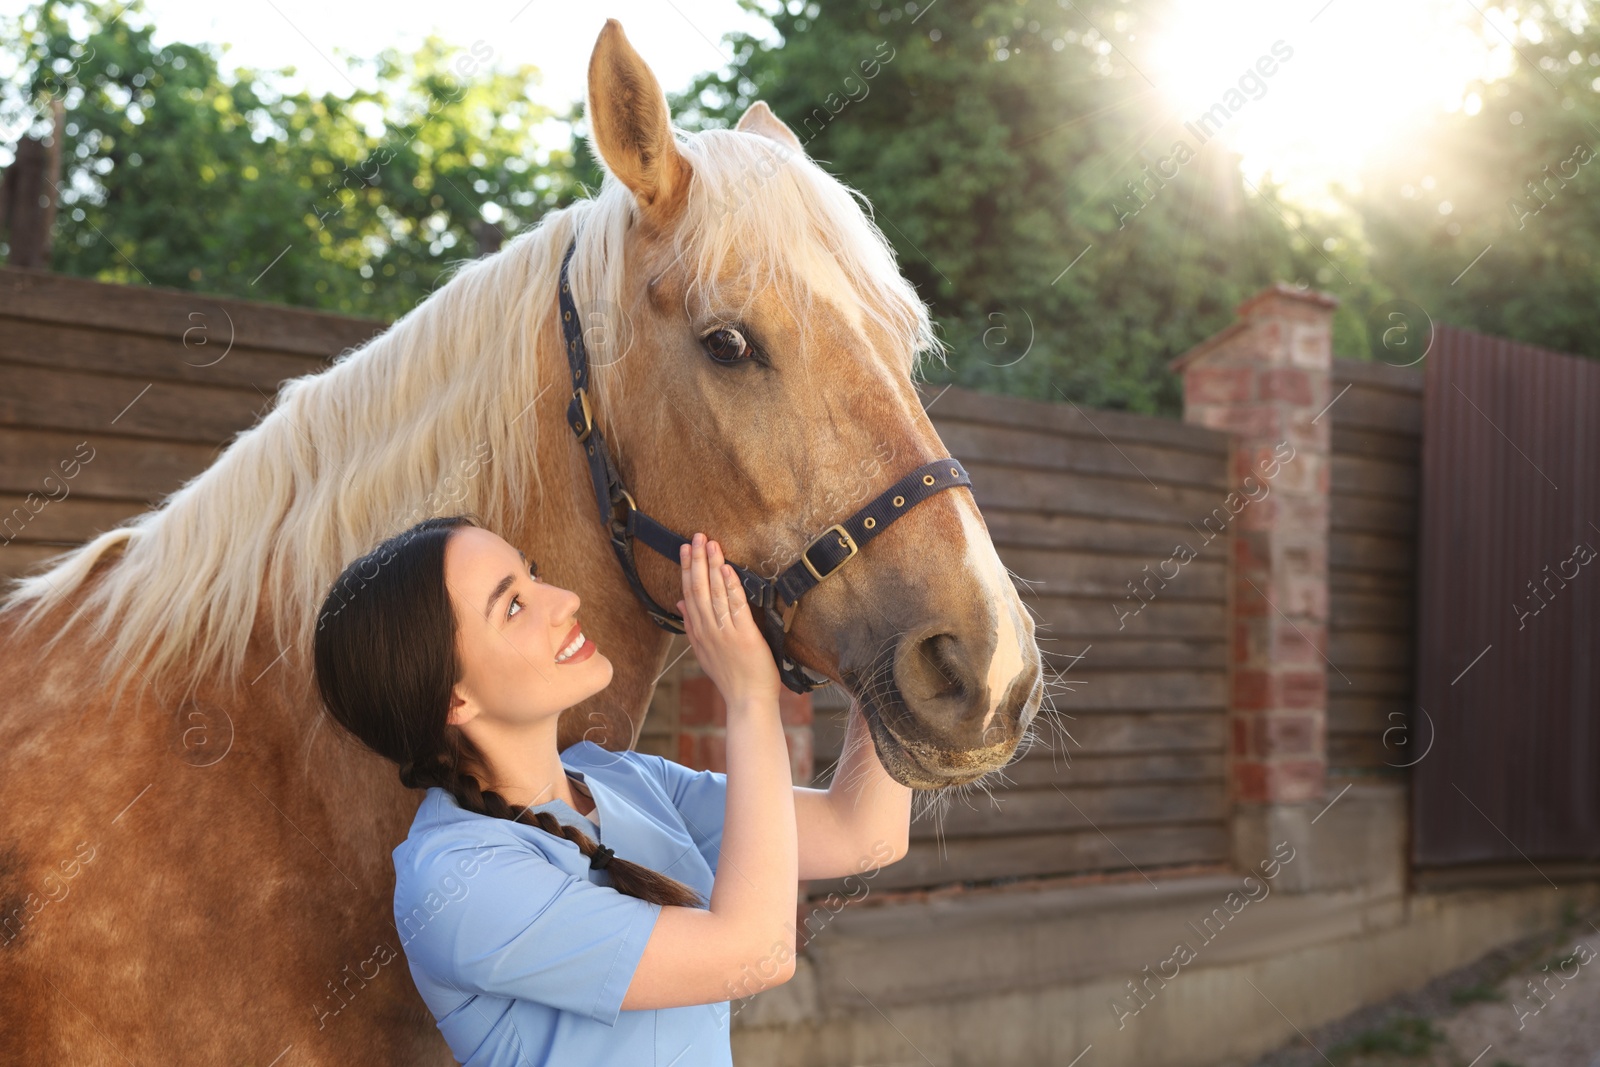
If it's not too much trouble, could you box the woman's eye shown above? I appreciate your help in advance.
[508,561,539,618]
[701,326,757,364]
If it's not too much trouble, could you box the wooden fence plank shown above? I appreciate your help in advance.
[806,824,1231,895]
[0,265,386,356]
[1026,594,1227,639]
[998,544,1227,601]
[0,363,268,443]
[0,494,146,546]
[982,508,1237,557]
[0,315,329,390]
[907,781,1227,838]
[1331,454,1418,499]
[0,427,216,500]
[964,459,1239,526]
[936,420,1229,488]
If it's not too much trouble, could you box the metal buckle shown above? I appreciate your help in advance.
[608,488,636,541]
[651,607,686,632]
[800,523,858,583]
[572,387,594,443]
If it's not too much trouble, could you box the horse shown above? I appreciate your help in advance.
[0,19,1043,1062]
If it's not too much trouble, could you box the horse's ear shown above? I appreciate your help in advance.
[586,18,691,225]
[735,101,804,154]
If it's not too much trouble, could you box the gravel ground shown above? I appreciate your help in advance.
[1213,904,1600,1067]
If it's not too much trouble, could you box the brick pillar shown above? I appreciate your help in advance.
[678,664,813,785]
[1171,284,1337,888]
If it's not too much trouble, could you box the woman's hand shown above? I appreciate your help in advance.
[677,532,780,709]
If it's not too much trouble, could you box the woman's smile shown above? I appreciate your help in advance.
[554,622,597,664]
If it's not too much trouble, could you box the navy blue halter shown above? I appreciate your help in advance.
[557,237,972,694]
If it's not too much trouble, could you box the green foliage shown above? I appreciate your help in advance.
[22,0,1595,410]
[0,0,579,318]
[1448,980,1505,1004]
[1349,3,1600,362]
[1326,1014,1446,1060]
[671,0,1381,414]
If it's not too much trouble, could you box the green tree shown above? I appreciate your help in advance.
[0,0,580,318]
[1350,2,1600,362]
[671,0,1382,414]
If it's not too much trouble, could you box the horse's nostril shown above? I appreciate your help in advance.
[919,632,967,700]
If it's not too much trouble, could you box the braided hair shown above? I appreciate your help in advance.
[313,514,704,909]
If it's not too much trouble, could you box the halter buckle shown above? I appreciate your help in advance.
[571,387,594,443]
[608,487,637,542]
[800,523,858,583]
[650,606,686,633]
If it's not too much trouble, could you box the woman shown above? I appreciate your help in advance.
[312,514,806,1066]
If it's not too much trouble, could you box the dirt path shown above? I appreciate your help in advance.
[1215,904,1600,1067]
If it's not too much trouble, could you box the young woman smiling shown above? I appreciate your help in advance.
[312,514,907,1065]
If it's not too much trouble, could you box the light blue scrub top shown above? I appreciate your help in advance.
[392,741,734,1066]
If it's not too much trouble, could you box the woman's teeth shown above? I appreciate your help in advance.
[555,632,587,663]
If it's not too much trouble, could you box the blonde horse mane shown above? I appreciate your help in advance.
[0,124,946,716]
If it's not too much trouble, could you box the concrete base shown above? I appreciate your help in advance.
[1231,778,1409,895]
[730,780,1598,1066]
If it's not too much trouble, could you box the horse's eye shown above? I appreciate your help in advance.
[701,326,757,364]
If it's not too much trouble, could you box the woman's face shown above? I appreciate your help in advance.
[442,526,613,735]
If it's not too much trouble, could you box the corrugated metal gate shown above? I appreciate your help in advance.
[1413,324,1600,867]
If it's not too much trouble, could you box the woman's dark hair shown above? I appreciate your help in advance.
[313,514,704,909]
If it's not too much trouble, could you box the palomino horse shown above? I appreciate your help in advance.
[0,19,1043,1063]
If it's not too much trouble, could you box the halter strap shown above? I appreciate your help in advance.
[556,237,972,693]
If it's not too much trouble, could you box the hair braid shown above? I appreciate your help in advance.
[404,733,705,910]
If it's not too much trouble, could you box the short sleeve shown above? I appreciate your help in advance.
[629,752,728,873]
[396,838,661,1026]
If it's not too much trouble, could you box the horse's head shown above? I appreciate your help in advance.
[577,20,1042,789]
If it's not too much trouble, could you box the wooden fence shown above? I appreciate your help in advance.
[0,267,384,580]
[1326,359,1423,777]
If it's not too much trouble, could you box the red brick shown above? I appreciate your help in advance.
[1260,368,1313,404]
[778,689,813,727]
[1233,573,1271,618]
[1281,671,1325,709]
[1233,761,1270,803]
[1273,621,1326,664]
[1186,366,1253,404]
[1232,670,1273,711]
[692,731,727,773]
[680,676,727,727]
[1233,495,1276,531]
[676,730,728,772]
[1234,619,1272,666]
[1197,404,1282,438]
[1262,713,1317,755]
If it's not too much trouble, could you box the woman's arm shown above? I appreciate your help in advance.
[619,534,798,1010]
[793,698,912,881]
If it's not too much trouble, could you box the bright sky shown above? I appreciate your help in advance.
[0,0,1531,212]
[1140,0,1524,211]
